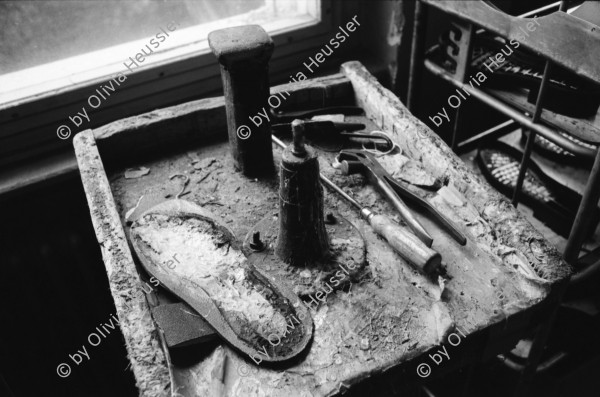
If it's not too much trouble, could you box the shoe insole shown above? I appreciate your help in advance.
[129,199,313,362]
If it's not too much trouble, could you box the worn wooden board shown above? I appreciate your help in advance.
[73,131,171,396]
[74,62,571,397]
[487,88,600,144]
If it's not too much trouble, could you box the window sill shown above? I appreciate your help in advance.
[0,13,322,108]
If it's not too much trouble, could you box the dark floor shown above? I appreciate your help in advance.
[0,176,138,397]
[426,303,600,397]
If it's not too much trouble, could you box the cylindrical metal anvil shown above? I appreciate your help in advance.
[208,25,274,177]
[275,120,331,265]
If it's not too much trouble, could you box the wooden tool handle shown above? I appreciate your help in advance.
[375,178,433,247]
[368,214,441,274]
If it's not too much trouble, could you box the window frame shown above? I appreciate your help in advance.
[0,0,357,171]
[0,0,325,106]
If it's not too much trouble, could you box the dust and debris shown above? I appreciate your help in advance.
[125,166,150,179]
[193,158,222,188]
[197,172,212,184]
[206,180,219,192]
[360,337,370,350]
[437,185,465,207]
[74,131,169,397]
[193,157,218,170]
[125,195,144,223]
[378,153,441,189]
[168,174,190,199]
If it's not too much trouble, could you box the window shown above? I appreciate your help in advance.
[0,0,345,176]
[0,0,320,104]
[1,0,271,74]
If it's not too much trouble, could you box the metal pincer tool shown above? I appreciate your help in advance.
[272,119,394,152]
[272,106,396,152]
[270,105,365,123]
[271,113,394,152]
[337,149,467,247]
[271,119,366,136]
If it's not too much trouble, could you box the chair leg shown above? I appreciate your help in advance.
[451,107,461,151]
[511,127,537,207]
[407,0,427,113]
[512,60,552,207]
[564,147,600,264]
[512,308,557,397]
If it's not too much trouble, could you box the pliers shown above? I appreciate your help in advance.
[337,149,467,247]
[270,106,394,152]
[270,106,365,123]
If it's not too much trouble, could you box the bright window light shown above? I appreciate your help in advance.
[0,0,319,104]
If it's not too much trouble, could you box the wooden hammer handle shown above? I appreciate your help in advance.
[368,214,441,274]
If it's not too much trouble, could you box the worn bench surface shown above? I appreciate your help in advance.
[74,61,570,397]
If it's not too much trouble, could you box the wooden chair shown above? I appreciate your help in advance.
[407,1,600,395]
[408,0,600,264]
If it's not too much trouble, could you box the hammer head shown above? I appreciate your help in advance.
[337,149,384,181]
[208,25,274,67]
